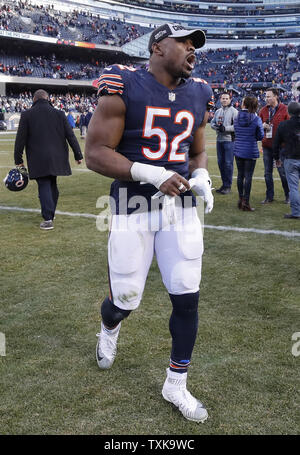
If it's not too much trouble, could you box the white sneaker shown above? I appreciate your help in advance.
[96,322,121,369]
[162,368,208,423]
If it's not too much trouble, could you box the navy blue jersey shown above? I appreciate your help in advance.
[97,64,214,214]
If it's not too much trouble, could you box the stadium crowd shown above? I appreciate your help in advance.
[0,51,132,80]
[195,44,300,86]
[118,0,299,16]
[0,1,148,46]
[1,44,299,89]
[2,0,299,46]
[1,91,98,113]
[1,85,296,119]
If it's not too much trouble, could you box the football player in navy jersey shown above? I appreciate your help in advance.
[85,23,214,423]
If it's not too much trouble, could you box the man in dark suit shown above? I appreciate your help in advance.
[14,89,83,230]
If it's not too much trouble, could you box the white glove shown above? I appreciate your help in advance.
[189,168,214,214]
[130,162,174,190]
[152,191,177,225]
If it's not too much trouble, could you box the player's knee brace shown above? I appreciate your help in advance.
[101,297,131,328]
[169,292,199,318]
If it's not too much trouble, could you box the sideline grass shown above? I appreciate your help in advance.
[0,129,299,435]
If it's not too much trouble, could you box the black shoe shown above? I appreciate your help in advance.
[238,198,244,210]
[216,186,224,193]
[220,188,231,195]
[284,214,300,219]
[284,197,290,204]
[261,198,274,204]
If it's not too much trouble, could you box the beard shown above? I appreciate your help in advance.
[171,64,192,80]
[180,69,192,79]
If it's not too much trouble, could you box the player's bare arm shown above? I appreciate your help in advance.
[85,95,133,180]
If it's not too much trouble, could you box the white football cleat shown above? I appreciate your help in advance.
[162,368,208,423]
[96,321,121,369]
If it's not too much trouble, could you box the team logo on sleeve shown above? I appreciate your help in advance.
[207,94,215,110]
[97,73,124,96]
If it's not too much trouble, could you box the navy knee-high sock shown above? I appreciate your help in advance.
[101,297,131,329]
[169,292,199,374]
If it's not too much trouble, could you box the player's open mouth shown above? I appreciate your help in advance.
[185,53,195,70]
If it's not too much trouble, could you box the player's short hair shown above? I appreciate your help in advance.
[243,96,258,113]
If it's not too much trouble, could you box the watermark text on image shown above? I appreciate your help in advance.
[292,332,300,357]
[0,332,6,356]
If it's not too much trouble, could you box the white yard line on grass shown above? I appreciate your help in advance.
[210,174,280,181]
[0,205,299,238]
[0,166,283,182]
[70,168,281,182]
[204,224,300,238]
[0,206,96,219]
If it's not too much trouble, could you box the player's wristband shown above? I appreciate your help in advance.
[130,162,174,190]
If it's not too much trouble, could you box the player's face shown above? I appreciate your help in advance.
[161,37,196,79]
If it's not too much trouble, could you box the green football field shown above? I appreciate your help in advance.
[0,128,299,435]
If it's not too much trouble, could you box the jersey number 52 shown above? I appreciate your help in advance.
[142,107,194,162]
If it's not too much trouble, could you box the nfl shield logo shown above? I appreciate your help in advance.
[168,92,176,102]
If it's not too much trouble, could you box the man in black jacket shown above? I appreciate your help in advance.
[14,89,83,230]
[273,101,300,219]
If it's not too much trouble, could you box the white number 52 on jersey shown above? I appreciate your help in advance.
[142,107,194,162]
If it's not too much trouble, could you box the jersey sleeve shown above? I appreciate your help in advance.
[192,77,214,111]
[96,64,130,104]
[203,82,214,111]
[206,90,215,111]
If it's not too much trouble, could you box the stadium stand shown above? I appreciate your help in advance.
[0,1,148,46]
[1,44,299,86]
[0,0,299,121]
[195,45,300,84]
[116,0,300,17]
[0,91,98,112]
[1,0,300,43]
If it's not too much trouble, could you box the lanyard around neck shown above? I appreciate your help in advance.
[269,105,278,123]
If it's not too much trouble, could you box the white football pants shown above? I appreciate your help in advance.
[108,207,204,311]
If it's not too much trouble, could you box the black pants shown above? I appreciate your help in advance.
[235,157,256,202]
[263,147,289,200]
[36,176,59,221]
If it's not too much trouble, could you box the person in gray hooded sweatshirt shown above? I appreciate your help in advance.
[233,95,264,211]
[211,92,238,194]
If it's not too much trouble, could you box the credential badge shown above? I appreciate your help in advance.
[168,92,176,102]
